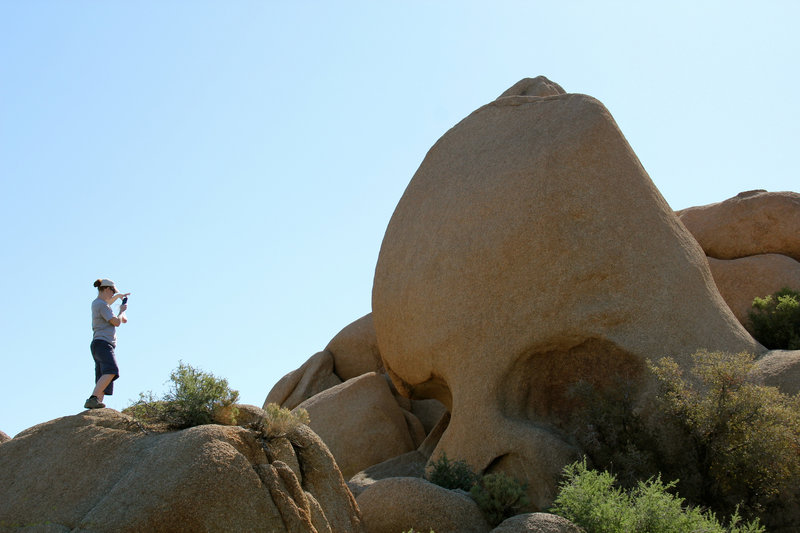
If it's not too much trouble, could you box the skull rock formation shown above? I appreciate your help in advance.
[371,76,763,509]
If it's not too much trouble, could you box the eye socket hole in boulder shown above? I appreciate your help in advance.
[499,338,645,425]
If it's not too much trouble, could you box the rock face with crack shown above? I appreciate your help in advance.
[0,409,364,532]
[371,76,763,509]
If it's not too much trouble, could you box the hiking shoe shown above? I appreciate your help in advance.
[84,396,105,409]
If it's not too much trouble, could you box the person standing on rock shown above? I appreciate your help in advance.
[85,278,130,409]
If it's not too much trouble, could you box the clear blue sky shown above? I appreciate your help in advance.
[1,1,797,438]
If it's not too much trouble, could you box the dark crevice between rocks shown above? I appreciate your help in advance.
[250,427,321,533]
[482,453,510,476]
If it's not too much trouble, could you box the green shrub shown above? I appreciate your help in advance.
[469,472,530,527]
[425,453,531,525]
[125,362,239,429]
[425,453,531,526]
[566,377,658,489]
[550,459,764,533]
[425,452,479,491]
[650,350,800,519]
[125,391,168,422]
[254,403,310,438]
[748,287,800,349]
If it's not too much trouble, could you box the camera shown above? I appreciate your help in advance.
[122,296,128,305]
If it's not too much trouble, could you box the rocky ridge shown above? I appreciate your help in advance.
[0,407,363,532]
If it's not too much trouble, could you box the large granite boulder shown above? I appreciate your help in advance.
[372,76,762,509]
[265,313,440,483]
[677,190,800,262]
[356,477,491,533]
[491,513,582,532]
[0,430,9,444]
[0,409,364,532]
[326,313,383,381]
[707,254,800,331]
[753,349,800,396]
[347,450,428,498]
[296,372,418,479]
[265,314,383,410]
[264,350,343,411]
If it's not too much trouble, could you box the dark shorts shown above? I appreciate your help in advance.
[90,339,120,395]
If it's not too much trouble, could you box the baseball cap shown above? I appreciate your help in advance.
[99,279,117,291]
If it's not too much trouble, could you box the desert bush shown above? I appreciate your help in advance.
[748,287,800,349]
[425,452,479,491]
[124,391,168,422]
[425,453,530,525]
[566,377,658,489]
[550,459,764,533]
[469,472,530,527]
[252,403,310,438]
[650,350,800,519]
[125,362,239,429]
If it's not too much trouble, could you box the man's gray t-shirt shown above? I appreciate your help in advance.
[92,297,117,345]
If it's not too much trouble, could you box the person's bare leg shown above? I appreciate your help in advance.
[92,374,115,402]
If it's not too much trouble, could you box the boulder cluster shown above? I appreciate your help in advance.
[0,407,363,532]
[677,190,800,336]
[1,77,798,532]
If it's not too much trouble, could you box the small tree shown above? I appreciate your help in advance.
[126,362,239,429]
[649,350,800,519]
[425,452,479,491]
[748,287,800,349]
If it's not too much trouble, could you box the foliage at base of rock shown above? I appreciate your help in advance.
[748,287,800,349]
[550,460,764,533]
[650,350,800,520]
[424,452,530,527]
[250,403,310,438]
[125,361,239,429]
[469,473,530,527]
[566,375,658,489]
[425,452,479,491]
[566,349,800,527]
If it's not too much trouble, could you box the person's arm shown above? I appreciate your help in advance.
[104,304,127,327]
[108,293,130,325]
